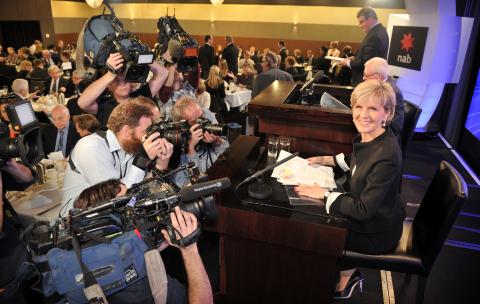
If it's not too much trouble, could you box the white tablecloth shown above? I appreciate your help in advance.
[225,89,252,112]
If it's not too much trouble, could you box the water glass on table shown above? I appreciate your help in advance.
[279,136,292,153]
[267,136,279,159]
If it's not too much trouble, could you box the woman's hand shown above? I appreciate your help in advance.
[294,184,327,199]
[306,156,335,167]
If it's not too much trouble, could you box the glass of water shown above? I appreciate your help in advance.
[279,136,291,153]
[267,136,279,159]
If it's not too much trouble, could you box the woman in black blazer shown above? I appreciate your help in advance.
[295,80,405,299]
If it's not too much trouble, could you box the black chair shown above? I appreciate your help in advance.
[400,100,422,159]
[341,161,468,303]
[29,78,46,93]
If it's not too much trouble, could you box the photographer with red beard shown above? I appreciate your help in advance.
[61,99,173,212]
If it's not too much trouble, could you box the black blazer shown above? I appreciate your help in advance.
[222,43,239,75]
[44,77,69,95]
[40,121,80,157]
[329,128,405,235]
[350,23,389,85]
[198,44,216,79]
[29,67,49,81]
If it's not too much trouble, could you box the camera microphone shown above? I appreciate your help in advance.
[299,71,324,92]
[178,177,231,202]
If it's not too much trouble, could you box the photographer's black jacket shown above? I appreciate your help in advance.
[330,128,406,235]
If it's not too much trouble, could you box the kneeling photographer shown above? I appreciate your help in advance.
[62,99,173,212]
[170,97,229,187]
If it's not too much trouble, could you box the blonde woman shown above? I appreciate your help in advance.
[219,59,237,83]
[196,79,211,110]
[295,80,404,299]
[206,65,227,113]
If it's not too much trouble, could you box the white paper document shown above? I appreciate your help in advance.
[271,150,336,189]
[325,56,344,61]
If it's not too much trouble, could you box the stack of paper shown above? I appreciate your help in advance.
[271,151,336,189]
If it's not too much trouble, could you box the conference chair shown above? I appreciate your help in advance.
[401,100,422,160]
[341,161,468,303]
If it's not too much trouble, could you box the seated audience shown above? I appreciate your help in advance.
[72,113,100,137]
[305,49,316,66]
[237,62,256,90]
[16,60,32,79]
[41,49,59,68]
[44,65,68,95]
[238,50,254,74]
[41,104,80,157]
[195,79,211,111]
[293,49,305,65]
[327,40,341,57]
[284,56,299,79]
[313,46,331,73]
[294,80,405,299]
[60,51,76,77]
[252,51,293,98]
[170,96,229,186]
[336,45,355,85]
[219,59,236,83]
[29,59,49,81]
[5,47,18,65]
[0,55,17,80]
[65,69,85,98]
[205,65,227,114]
[12,79,36,102]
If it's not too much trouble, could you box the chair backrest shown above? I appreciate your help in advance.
[412,161,468,274]
[29,78,45,93]
[401,100,422,154]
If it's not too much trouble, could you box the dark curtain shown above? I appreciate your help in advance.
[0,21,41,50]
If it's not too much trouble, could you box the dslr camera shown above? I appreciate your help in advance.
[0,96,44,167]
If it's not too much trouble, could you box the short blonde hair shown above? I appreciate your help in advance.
[19,60,32,70]
[351,80,396,124]
[47,65,60,74]
[172,96,196,122]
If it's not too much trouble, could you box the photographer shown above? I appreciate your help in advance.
[0,160,37,303]
[171,97,229,186]
[78,52,169,127]
[61,99,173,212]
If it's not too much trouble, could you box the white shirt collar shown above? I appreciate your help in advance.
[106,129,122,153]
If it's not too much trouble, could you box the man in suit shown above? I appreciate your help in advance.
[252,51,293,98]
[44,66,68,95]
[278,40,288,70]
[305,49,316,67]
[41,50,59,68]
[41,104,79,157]
[222,36,239,75]
[65,70,85,98]
[198,35,216,79]
[29,59,49,81]
[340,7,389,86]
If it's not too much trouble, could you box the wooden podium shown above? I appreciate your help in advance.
[206,135,348,304]
[248,80,356,155]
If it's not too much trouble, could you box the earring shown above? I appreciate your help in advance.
[382,120,386,127]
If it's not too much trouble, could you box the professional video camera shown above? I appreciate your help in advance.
[157,12,199,73]
[146,118,227,149]
[78,1,154,83]
[0,96,44,166]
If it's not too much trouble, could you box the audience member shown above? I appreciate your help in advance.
[252,51,293,98]
[327,41,341,58]
[44,65,68,95]
[238,50,254,74]
[222,36,239,75]
[313,46,331,73]
[0,56,17,79]
[195,79,211,111]
[41,104,80,157]
[218,59,236,83]
[60,51,76,77]
[29,59,49,81]
[171,96,229,186]
[41,49,58,68]
[249,46,259,63]
[340,7,389,85]
[305,49,316,66]
[199,35,216,79]
[16,60,32,79]
[336,45,354,85]
[237,62,256,90]
[62,99,172,210]
[12,79,36,102]
[284,56,299,79]
[65,69,85,98]
[72,113,100,137]
[278,40,288,70]
[205,65,227,115]
[5,47,18,65]
[293,49,304,65]
[78,52,168,127]
[363,57,404,135]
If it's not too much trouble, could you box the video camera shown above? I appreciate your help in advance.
[145,118,228,149]
[157,13,199,73]
[0,96,44,167]
[79,2,154,83]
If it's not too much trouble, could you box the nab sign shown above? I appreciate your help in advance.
[388,26,429,71]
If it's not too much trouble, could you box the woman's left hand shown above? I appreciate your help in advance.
[294,184,327,199]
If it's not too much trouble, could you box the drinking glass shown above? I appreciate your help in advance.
[279,136,291,153]
[267,136,279,159]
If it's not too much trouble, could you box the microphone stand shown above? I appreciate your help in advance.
[236,152,299,200]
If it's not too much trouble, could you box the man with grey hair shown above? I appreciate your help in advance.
[12,79,31,101]
[45,65,68,95]
[65,69,85,98]
[41,104,80,157]
[252,51,293,98]
[222,35,239,75]
[340,7,389,86]
[363,57,404,135]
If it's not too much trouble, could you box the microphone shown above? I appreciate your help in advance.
[241,152,299,200]
[179,177,231,202]
[299,71,324,92]
[71,195,132,218]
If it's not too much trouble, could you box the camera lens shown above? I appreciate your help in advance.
[204,123,228,136]
[163,130,189,147]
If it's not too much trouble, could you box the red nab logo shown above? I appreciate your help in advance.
[400,32,415,52]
